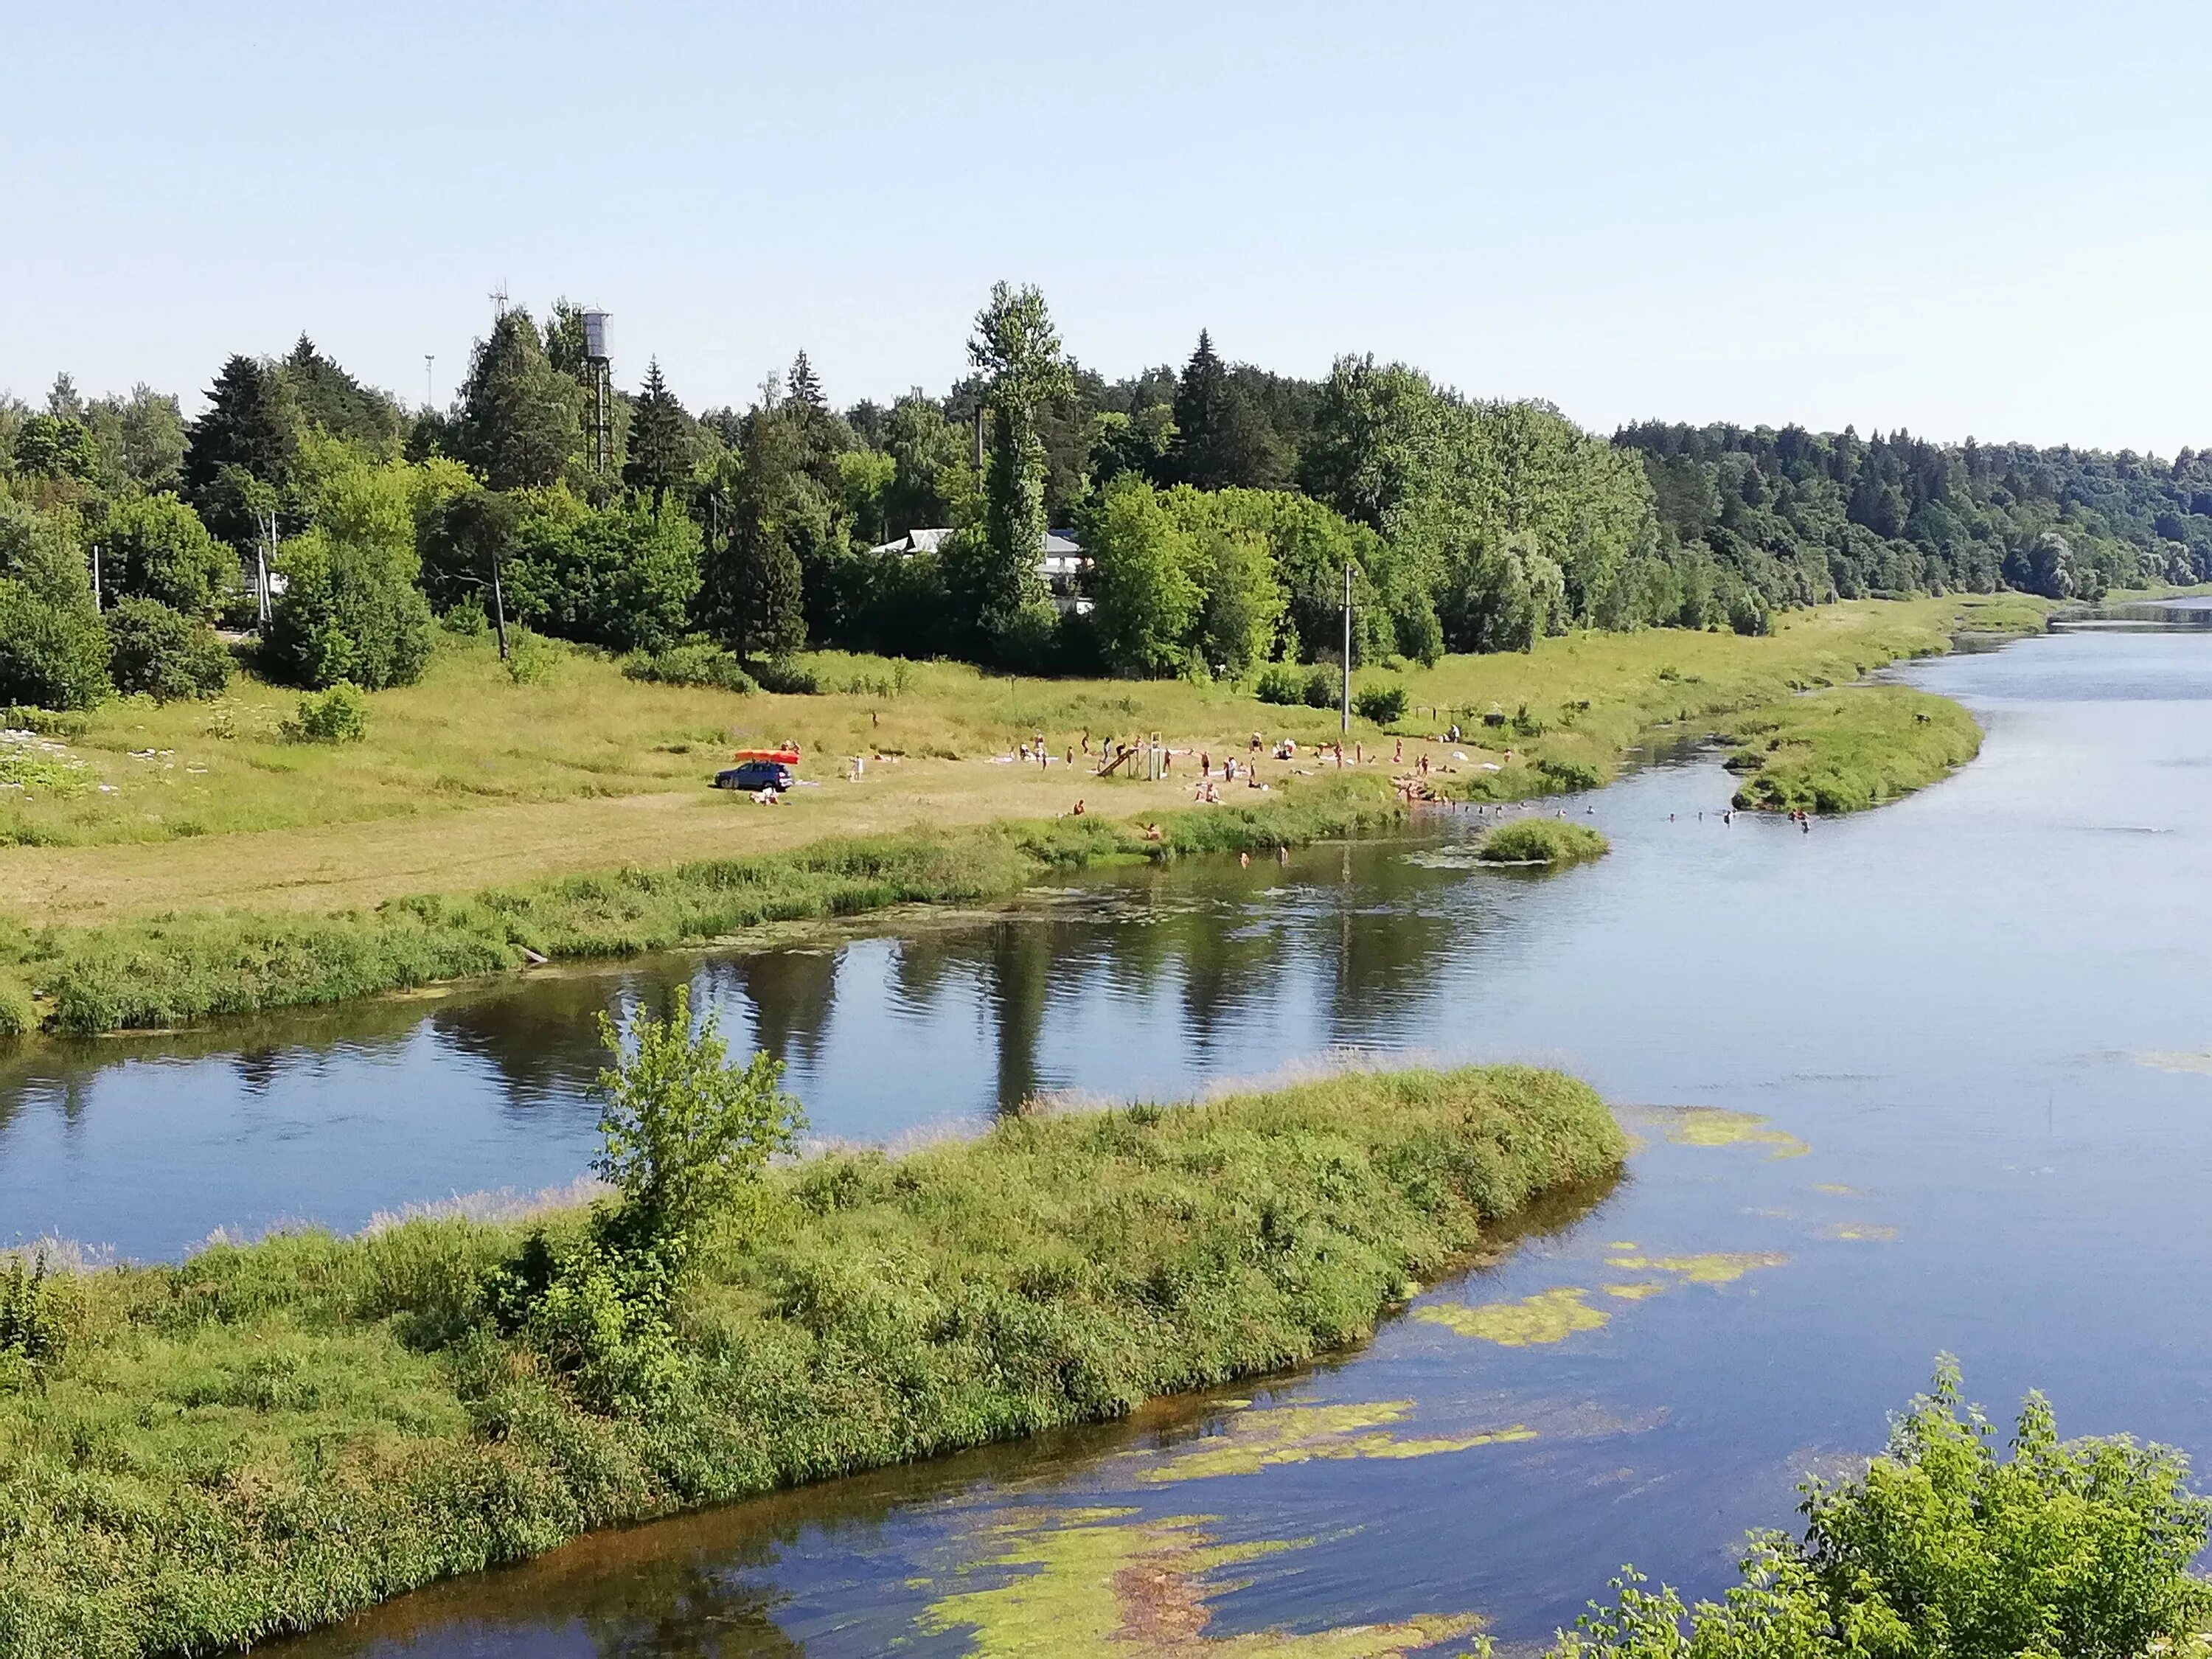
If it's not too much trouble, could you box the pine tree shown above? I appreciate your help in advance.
[623,358,694,509]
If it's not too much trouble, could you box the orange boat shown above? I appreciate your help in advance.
[732,747,801,764]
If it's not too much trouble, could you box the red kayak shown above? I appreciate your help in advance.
[733,747,801,764]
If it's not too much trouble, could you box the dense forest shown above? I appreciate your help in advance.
[1,283,2203,712]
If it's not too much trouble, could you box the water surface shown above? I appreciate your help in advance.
[11,627,2212,1651]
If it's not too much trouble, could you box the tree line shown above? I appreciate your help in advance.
[2,285,2203,712]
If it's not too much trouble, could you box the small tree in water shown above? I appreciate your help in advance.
[501,987,802,1408]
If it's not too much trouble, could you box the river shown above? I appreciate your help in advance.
[11,622,2212,1652]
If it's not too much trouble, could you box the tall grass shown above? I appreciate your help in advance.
[11,774,1403,1034]
[1474,818,1610,866]
[0,1064,1624,1658]
[1722,686,1982,813]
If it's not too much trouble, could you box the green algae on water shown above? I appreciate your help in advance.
[1661,1107,1809,1160]
[1417,1285,1610,1346]
[1605,1251,1788,1284]
[1134,1399,1534,1484]
[915,1506,1485,1657]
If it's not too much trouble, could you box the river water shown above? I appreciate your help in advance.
[12,623,2212,1653]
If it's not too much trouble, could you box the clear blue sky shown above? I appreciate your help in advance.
[7,1,2211,451]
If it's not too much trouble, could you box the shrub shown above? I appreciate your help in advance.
[1254,663,1306,705]
[0,1253,63,1392]
[104,597,231,701]
[503,627,560,686]
[263,527,435,691]
[0,975,33,1037]
[1354,681,1409,725]
[102,493,236,618]
[624,642,758,692]
[1301,664,1340,709]
[1475,818,1610,866]
[440,592,490,635]
[749,655,823,695]
[1537,757,1604,791]
[281,681,370,744]
[497,988,803,1410]
[1548,1364,2212,1657]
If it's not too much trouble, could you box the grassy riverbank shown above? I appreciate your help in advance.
[0,773,1402,1035]
[1722,686,1983,813]
[0,595,2042,930]
[0,1063,1625,1658]
[0,594,2042,1034]
[1399,591,2039,801]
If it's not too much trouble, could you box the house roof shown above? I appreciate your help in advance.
[867,528,1088,559]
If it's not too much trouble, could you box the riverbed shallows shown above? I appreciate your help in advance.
[0,1062,1624,1658]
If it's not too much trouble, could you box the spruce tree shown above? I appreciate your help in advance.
[623,358,694,509]
[786,350,825,410]
[702,408,808,660]
[457,307,584,490]
[276,335,405,448]
[182,355,296,544]
[1169,330,1228,484]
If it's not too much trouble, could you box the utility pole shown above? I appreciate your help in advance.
[90,542,101,610]
[256,509,275,627]
[1340,556,1352,734]
[423,355,435,409]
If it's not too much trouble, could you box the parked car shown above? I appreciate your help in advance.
[716,759,793,792]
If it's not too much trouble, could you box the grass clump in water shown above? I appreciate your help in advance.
[1722,685,1981,813]
[0,1050,1623,1657]
[1474,818,1610,866]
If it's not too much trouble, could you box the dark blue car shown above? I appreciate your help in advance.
[716,760,793,792]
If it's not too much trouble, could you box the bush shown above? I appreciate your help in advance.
[749,655,823,695]
[1301,664,1340,709]
[496,990,806,1409]
[622,641,757,693]
[280,681,370,744]
[0,585,109,712]
[1548,1364,2212,1657]
[1475,818,1610,866]
[0,975,33,1037]
[502,493,702,653]
[503,627,560,686]
[104,597,231,701]
[263,528,436,691]
[0,1253,63,1392]
[0,507,110,710]
[1254,663,1306,705]
[1354,681,1409,725]
[102,493,235,619]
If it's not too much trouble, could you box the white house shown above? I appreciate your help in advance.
[867,527,1094,616]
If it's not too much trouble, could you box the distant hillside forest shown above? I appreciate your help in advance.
[1,282,2203,711]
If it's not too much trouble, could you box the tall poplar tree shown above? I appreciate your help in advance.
[967,282,1072,639]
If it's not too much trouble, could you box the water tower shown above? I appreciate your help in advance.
[582,308,612,472]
